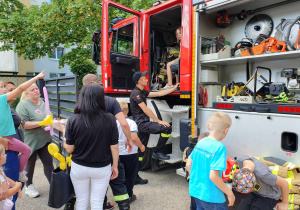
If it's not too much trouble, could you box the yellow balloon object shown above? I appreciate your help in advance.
[48,143,59,156]
[48,143,67,170]
[38,115,53,126]
[54,153,67,170]
[66,154,72,167]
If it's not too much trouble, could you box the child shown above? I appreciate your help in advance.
[186,111,234,209]
[162,27,181,89]
[233,156,289,210]
[0,144,22,210]
[0,70,45,182]
[117,102,145,202]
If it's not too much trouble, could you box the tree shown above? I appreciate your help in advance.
[0,0,24,20]
[0,0,157,68]
[70,60,97,89]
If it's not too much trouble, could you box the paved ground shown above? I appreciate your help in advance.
[15,160,191,210]
[16,159,245,209]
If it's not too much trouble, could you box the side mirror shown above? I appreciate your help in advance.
[92,30,101,44]
[109,27,117,36]
[92,30,101,65]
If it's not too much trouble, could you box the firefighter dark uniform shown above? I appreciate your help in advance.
[130,86,172,161]
[106,96,130,210]
[108,162,130,209]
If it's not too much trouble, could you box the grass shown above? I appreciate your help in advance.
[48,91,76,95]
[50,105,73,112]
[48,99,76,104]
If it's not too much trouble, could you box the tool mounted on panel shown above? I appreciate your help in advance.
[198,87,208,106]
[216,0,299,28]
[275,16,300,51]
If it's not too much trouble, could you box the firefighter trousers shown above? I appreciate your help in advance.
[137,120,172,161]
[106,161,130,207]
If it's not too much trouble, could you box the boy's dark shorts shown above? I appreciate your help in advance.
[170,58,179,74]
[191,196,228,210]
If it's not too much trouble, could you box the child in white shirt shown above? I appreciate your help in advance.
[117,102,145,202]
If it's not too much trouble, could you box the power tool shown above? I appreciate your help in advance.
[275,16,300,51]
[216,0,299,28]
[241,37,286,57]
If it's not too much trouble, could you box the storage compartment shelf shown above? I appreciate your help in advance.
[200,50,300,65]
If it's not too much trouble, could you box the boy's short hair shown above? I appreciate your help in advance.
[119,101,128,112]
[232,168,256,194]
[198,132,209,141]
[208,112,232,132]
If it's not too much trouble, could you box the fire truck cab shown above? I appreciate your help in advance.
[101,0,193,97]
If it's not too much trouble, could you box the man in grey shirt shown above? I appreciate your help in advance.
[234,156,289,210]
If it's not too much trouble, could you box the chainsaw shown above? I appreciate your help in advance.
[241,36,286,57]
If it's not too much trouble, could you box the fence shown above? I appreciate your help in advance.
[0,74,34,86]
[44,75,79,155]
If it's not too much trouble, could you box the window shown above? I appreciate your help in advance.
[111,23,134,55]
[50,47,64,60]
[50,73,66,78]
[26,72,39,76]
[26,72,39,80]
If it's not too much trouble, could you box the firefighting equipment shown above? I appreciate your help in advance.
[241,37,286,57]
[222,82,245,98]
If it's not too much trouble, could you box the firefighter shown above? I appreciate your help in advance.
[130,71,179,184]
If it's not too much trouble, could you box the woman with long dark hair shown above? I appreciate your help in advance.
[64,84,119,210]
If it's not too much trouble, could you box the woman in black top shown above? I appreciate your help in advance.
[64,84,119,210]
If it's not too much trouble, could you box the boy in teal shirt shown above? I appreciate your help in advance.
[186,112,235,209]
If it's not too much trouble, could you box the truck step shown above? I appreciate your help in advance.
[163,154,183,164]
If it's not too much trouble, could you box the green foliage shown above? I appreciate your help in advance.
[0,0,157,68]
[0,0,24,20]
[70,60,97,89]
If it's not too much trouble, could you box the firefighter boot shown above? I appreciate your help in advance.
[64,197,76,210]
[117,199,130,210]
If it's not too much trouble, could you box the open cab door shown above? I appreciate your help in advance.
[102,0,143,94]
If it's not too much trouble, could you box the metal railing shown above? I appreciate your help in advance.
[44,75,79,154]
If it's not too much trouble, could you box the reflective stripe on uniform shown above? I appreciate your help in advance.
[139,157,143,162]
[289,194,294,205]
[161,133,171,137]
[114,194,129,202]
[272,165,280,175]
[287,170,295,179]
[286,179,293,189]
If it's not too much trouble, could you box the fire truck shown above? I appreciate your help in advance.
[96,0,300,171]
